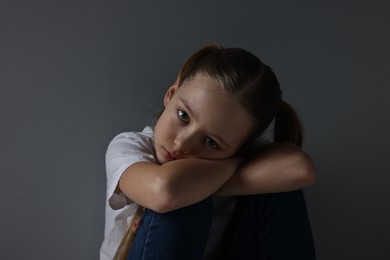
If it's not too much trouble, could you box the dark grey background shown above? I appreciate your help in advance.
[1,1,389,259]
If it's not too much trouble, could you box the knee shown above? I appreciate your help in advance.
[146,197,213,228]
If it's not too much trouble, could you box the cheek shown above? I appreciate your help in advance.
[162,108,180,127]
[155,111,175,139]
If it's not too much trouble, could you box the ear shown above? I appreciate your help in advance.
[164,82,179,107]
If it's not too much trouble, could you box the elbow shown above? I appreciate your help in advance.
[297,153,317,188]
[148,177,180,213]
[119,174,179,214]
[150,194,177,214]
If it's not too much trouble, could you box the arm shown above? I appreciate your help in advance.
[119,157,239,213]
[215,142,316,196]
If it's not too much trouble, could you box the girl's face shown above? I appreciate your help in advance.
[154,73,254,164]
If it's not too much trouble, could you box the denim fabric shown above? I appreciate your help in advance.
[127,197,213,260]
[219,190,316,260]
[128,190,316,260]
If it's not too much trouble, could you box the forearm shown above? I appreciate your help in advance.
[119,158,238,213]
[215,142,316,196]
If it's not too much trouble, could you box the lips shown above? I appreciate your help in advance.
[163,147,177,161]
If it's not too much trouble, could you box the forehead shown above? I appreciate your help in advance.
[175,74,254,147]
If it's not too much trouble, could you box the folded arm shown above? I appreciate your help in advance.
[118,142,316,212]
[215,142,316,196]
[119,157,239,213]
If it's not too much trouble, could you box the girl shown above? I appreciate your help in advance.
[100,44,317,260]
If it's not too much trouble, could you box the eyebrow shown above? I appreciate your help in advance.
[179,97,231,149]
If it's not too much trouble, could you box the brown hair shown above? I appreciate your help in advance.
[114,43,303,259]
[177,43,303,147]
[113,206,144,260]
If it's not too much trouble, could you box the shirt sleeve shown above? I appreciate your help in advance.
[105,131,156,210]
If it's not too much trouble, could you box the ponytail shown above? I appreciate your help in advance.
[113,206,144,260]
[274,100,303,147]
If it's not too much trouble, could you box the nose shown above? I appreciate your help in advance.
[173,129,196,156]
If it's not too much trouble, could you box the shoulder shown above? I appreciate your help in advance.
[104,126,157,201]
[108,126,155,153]
[106,126,157,171]
[111,126,154,143]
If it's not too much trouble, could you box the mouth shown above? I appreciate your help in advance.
[163,147,177,161]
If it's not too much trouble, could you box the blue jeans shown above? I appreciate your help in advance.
[128,190,316,260]
[127,198,213,260]
[218,190,316,259]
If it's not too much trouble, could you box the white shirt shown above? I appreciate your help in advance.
[100,126,269,259]
[100,127,157,260]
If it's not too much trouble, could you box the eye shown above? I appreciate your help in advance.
[204,137,219,149]
[177,109,190,123]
